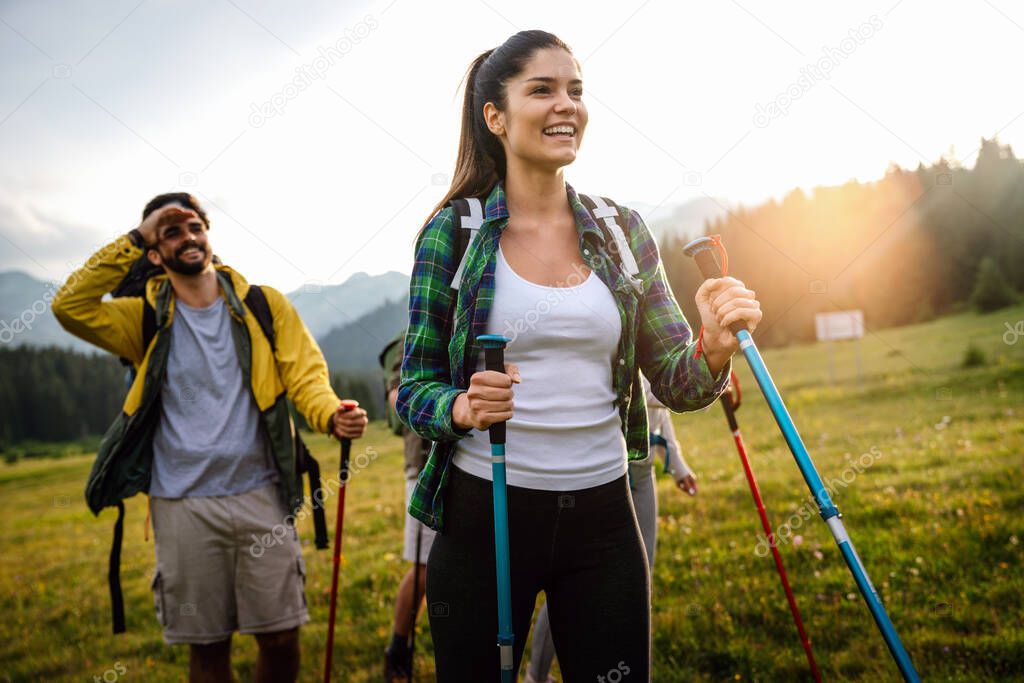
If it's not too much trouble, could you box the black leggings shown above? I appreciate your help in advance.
[426,466,651,682]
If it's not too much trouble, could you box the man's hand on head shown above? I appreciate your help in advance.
[137,205,199,247]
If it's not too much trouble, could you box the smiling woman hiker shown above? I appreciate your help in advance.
[396,30,762,682]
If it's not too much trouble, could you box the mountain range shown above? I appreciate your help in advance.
[0,270,93,352]
[286,271,408,339]
[629,195,732,243]
[0,193,723,370]
[0,269,410,362]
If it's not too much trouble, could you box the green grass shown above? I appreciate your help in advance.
[1,304,1022,681]
[0,436,103,464]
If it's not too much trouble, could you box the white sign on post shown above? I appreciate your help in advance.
[815,310,864,341]
[815,310,865,384]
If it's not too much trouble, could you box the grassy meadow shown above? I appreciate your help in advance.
[1,304,1022,681]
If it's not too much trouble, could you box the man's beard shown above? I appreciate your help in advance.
[162,241,210,275]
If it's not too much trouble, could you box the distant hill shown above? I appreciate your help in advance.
[316,297,410,420]
[0,269,411,353]
[286,271,409,339]
[626,196,732,243]
[318,297,408,374]
[647,196,732,243]
[0,271,93,352]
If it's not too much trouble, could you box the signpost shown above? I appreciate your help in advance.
[815,310,864,383]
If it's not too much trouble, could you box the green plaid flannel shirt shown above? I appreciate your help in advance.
[397,182,731,531]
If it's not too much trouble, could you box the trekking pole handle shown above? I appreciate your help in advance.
[337,399,359,478]
[477,335,510,445]
[683,236,747,335]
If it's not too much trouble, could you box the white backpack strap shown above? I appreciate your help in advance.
[449,197,484,291]
[582,194,642,286]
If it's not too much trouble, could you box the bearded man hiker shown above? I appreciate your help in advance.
[52,192,368,683]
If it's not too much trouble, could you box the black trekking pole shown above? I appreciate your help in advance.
[477,334,515,683]
[684,235,919,682]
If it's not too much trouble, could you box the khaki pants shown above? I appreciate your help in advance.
[150,483,309,644]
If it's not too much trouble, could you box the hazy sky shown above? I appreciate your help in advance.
[2,0,1023,292]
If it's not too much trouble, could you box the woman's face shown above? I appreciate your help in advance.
[486,47,588,173]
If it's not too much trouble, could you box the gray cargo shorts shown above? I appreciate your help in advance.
[150,483,309,644]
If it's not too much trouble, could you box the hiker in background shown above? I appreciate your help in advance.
[629,373,703,566]
[397,30,762,681]
[524,374,699,682]
[379,329,436,682]
[51,193,368,683]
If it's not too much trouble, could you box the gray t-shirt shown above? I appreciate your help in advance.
[150,296,279,498]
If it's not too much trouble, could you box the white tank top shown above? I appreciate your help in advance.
[453,245,627,490]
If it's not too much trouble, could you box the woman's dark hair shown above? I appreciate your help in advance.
[423,30,576,228]
[142,192,210,229]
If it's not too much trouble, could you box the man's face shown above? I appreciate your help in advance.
[151,213,212,275]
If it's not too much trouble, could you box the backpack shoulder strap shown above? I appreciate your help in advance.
[140,285,276,355]
[243,285,276,353]
[447,193,642,287]
[140,300,157,357]
[296,434,329,549]
[244,285,329,549]
[109,502,126,633]
[447,197,485,291]
[579,194,641,285]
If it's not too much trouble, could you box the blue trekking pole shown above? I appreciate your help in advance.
[684,236,920,682]
[478,334,515,683]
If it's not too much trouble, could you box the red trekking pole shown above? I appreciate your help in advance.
[324,399,359,683]
[721,373,821,683]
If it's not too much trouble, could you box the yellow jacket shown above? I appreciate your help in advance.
[52,234,339,433]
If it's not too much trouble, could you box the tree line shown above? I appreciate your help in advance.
[7,137,1020,446]
[661,137,1022,347]
[0,345,127,447]
[1,345,386,448]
